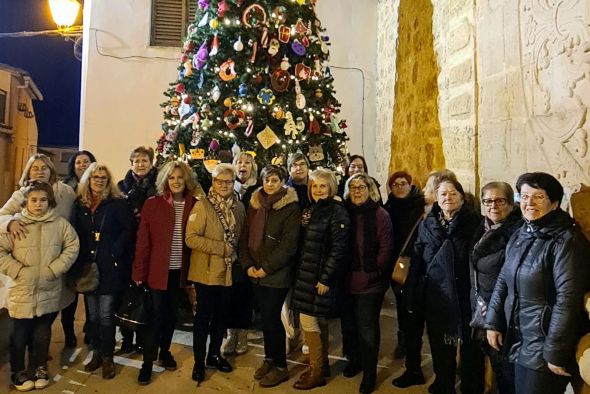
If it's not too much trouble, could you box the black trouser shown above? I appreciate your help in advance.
[514,364,569,394]
[60,294,79,341]
[340,292,385,381]
[253,285,289,368]
[10,312,58,372]
[143,270,180,365]
[478,332,515,394]
[193,283,231,363]
[426,323,485,394]
[391,281,425,372]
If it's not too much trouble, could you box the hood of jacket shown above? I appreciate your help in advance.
[250,186,298,210]
[16,208,58,224]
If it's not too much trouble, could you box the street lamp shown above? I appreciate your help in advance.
[48,0,82,36]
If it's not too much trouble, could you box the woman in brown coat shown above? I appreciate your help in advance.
[186,164,246,383]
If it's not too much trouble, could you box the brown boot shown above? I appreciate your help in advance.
[293,331,326,390]
[102,356,116,379]
[84,351,102,372]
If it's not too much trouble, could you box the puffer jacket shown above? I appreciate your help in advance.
[0,181,76,232]
[186,195,246,287]
[73,197,136,295]
[0,208,79,319]
[239,187,301,289]
[290,198,350,317]
[486,209,590,372]
[411,203,480,343]
[471,207,523,304]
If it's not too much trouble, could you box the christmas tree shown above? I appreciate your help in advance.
[156,0,349,180]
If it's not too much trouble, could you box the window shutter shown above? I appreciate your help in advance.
[151,0,184,47]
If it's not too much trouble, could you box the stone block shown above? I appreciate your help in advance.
[447,21,472,54]
[448,92,473,116]
[449,60,473,87]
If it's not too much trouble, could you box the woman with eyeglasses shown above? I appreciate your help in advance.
[239,165,300,388]
[411,177,484,394]
[73,163,135,379]
[470,182,522,394]
[341,173,393,394]
[384,171,427,388]
[486,173,590,394]
[185,164,246,383]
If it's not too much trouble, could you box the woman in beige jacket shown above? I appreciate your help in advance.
[186,164,246,383]
[0,181,79,391]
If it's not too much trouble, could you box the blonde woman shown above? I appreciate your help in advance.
[290,169,350,390]
[72,163,135,379]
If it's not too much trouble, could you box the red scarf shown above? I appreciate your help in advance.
[248,187,287,252]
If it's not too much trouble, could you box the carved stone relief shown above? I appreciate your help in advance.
[520,0,590,186]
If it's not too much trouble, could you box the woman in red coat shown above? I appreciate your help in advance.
[132,161,199,385]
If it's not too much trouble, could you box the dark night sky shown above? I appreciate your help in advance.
[0,0,82,147]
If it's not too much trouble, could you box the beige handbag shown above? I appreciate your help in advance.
[391,215,423,285]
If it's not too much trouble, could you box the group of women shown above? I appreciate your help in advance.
[0,149,589,394]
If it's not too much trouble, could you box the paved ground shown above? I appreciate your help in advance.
[3,291,435,393]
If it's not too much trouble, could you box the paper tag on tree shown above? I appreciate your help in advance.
[257,125,278,149]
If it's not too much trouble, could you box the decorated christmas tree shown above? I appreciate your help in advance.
[156,0,349,180]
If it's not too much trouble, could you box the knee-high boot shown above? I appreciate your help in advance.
[293,330,326,390]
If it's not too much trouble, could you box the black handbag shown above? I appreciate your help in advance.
[115,284,153,330]
[469,268,488,329]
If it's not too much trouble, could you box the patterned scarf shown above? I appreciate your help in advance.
[207,190,237,265]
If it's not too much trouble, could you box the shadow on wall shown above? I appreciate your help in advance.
[389,0,445,187]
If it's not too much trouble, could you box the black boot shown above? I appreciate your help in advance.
[359,373,376,394]
[392,369,425,388]
[138,362,152,385]
[192,362,205,383]
[343,360,361,378]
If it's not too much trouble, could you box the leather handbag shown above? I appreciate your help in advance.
[116,284,153,330]
[66,214,105,293]
[391,215,423,285]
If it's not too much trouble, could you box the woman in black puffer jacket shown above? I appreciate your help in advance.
[486,173,590,394]
[470,182,522,394]
[290,169,350,390]
[411,178,484,394]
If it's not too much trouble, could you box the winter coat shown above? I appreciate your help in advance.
[290,198,350,317]
[117,168,157,217]
[186,196,246,287]
[239,187,301,289]
[470,208,523,305]
[384,186,425,261]
[486,209,590,372]
[286,178,310,209]
[132,192,195,290]
[0,181,76,232]
[72,197,136,295]
[345,204,393,294]
[412,203,480,343]
[0,209,79,319]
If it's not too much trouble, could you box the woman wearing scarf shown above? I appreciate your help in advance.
[341,173,393,394]
[239,165,301,388]
[185,164,246,383]
[411,178,484,394]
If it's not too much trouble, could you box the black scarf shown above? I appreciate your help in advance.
[347,199,379,272]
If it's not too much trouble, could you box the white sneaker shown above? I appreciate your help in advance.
[221,329,238,355]
[34,366,50,389]
[235,329,249,354]
[11,372,34,392]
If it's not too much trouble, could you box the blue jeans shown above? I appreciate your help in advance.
[85,294,117,357]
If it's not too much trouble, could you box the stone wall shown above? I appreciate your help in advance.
[389,0,446,187]
[375,0,400,191]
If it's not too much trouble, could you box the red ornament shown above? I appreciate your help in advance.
[294,63,311,81]
[180,54,188,62]
[309,114,320,134]
[175,83,185,93]
[271,69,290,92]
[217,0,229,17]
[182,94,192,104]
[278,25,290,43]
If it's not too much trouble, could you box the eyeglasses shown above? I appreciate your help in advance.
[520,193,547,203]
[214,179,233,186]
[90,176,108,182]
[391,182,409,188]
[482,198,508,207]
[349,185,368,192]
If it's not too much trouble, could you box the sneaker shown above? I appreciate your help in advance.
[34,366,50,389]
[259,367,289,388]
[11,371,34,392]
[254,359,273,380]
[138,362,152,385]
[158,351,177,371]
[235,330,249,355]
[221,329,238,355]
